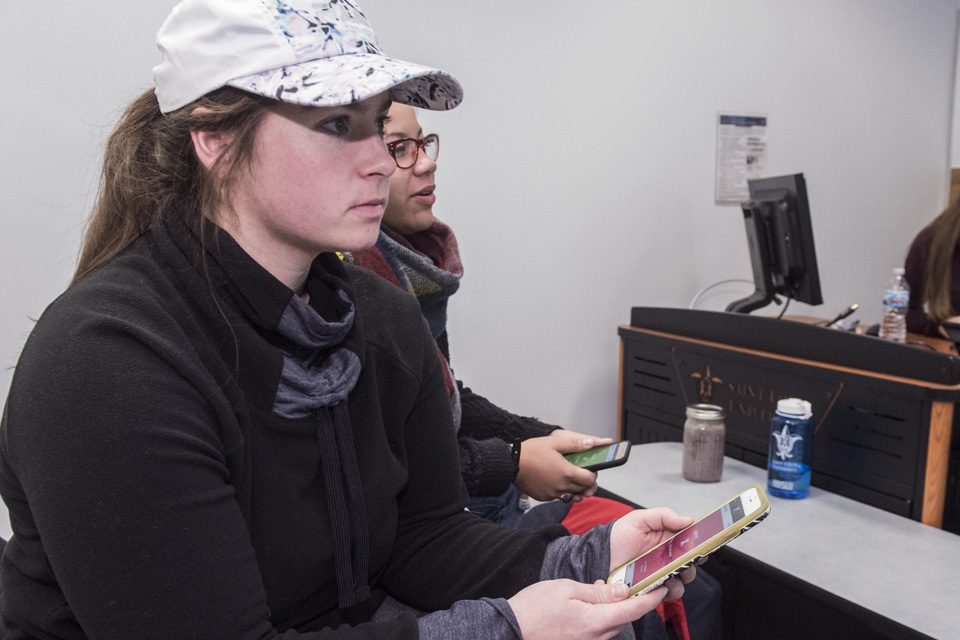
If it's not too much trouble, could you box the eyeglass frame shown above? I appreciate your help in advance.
[385,133,440,169]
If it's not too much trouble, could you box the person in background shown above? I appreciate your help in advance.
[904,199,960,338]
[348,103,722,640]
[348,103,618,526]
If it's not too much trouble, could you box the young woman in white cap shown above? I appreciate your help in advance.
[0,1,695,638]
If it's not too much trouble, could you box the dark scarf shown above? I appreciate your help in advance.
[348,220,464,426]
[271,261,370,610]
[376,222,463,340]
[174,212,371,611]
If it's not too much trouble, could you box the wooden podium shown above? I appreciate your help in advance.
[619,308,960,529]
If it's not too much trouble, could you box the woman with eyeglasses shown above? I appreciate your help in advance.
[0,1,696,638]
[352,103,614,523]
[350,104,722,640]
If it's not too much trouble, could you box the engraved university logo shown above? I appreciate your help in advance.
[772,425,803,460]
[690,364,722,403]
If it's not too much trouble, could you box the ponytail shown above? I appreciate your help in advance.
[72,87,271,284]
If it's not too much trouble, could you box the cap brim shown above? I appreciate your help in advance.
[226,52,463,111]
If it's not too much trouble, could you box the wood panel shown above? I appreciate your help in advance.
[923,401,954,527]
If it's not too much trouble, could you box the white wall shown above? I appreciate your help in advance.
[1,0,958,540]
[363,0,960,429]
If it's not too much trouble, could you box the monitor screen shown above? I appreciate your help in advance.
[726,173,823,314]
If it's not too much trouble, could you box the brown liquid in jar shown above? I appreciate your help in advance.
[682,404,725,482]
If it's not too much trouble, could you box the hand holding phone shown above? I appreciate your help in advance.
[563,440,632,471]
[608,484,771,596]
[514,434,613,501]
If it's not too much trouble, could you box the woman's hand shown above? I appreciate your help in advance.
[509,578,668,640]
[513,432,613,502]
[609,507,698,600]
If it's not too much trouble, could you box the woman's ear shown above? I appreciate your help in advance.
[190,128,228,172]
[189,106,234,174]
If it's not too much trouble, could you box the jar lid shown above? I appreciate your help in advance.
[686,404,724,420]
[776,398,812,419]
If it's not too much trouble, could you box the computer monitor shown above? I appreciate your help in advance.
[726,173,823,314]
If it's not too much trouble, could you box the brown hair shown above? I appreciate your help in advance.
[72,87,271,284]
[921,198,960,322]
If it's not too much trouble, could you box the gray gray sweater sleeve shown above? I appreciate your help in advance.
[414,524,617,640]
[539,523,636,640]
[538,521,613,583]
[417,598,521,640]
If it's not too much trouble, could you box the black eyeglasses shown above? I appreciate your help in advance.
[386,133,440,169]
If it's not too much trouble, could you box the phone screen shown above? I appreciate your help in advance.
[564,444,618,468]
[620,495,747,588]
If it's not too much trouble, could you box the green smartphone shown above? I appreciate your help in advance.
[563,440,631,471]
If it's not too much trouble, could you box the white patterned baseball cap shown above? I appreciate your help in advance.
[153,0,463,114]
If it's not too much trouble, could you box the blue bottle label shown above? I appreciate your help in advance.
[767,417,812,498]
[883,290,909,309]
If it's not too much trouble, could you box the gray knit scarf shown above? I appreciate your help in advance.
[272,283,370,611]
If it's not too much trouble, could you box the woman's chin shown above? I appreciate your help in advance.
[385,212,435,236]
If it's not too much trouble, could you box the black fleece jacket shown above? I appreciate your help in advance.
[0,212,566,639]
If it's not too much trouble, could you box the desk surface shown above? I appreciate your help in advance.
[599,442,960,640]
[787,315,958,356]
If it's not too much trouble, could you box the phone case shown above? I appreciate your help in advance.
[583,441,632,471]
[608,483,771,596]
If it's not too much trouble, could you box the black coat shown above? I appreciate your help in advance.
[0,212,566,639]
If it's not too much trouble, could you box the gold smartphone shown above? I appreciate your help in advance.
[608,484,771,596]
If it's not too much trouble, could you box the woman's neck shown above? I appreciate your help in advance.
[211,213,312,295]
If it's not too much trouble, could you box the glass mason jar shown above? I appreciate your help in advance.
[682,404,726,482]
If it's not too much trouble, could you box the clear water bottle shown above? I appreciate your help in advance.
[878,267,910,343]
[767,398,813,499]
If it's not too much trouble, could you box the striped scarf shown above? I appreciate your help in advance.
[347,220,464,425]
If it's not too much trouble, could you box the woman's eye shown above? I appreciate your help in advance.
[318,116,350,136]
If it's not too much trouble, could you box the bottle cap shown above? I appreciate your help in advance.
[686,404,725,420]
[776,398,812,419]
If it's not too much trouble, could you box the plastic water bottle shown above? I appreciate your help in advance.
[767,398,813,499]
[878,267,910,343]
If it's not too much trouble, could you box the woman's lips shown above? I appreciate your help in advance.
[413,185,436,206]
[352,198,385,218]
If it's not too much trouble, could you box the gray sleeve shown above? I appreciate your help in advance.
[414,524,628,640]
[417,598,521,640]
[538,523,638,640]
[538,521,613,583]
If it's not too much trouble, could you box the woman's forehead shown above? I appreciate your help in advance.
[385,104,421,137]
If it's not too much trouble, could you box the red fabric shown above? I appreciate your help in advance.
[348,249,402,287]
[560,497,691,640]
[662,599,691,640]
[560,497,632,535]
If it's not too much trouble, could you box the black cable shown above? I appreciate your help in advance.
[819,303,859,327]
[776,296,792,319]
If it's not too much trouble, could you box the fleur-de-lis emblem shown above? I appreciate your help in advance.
[690,364,722,403]
[772,425,803,461]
